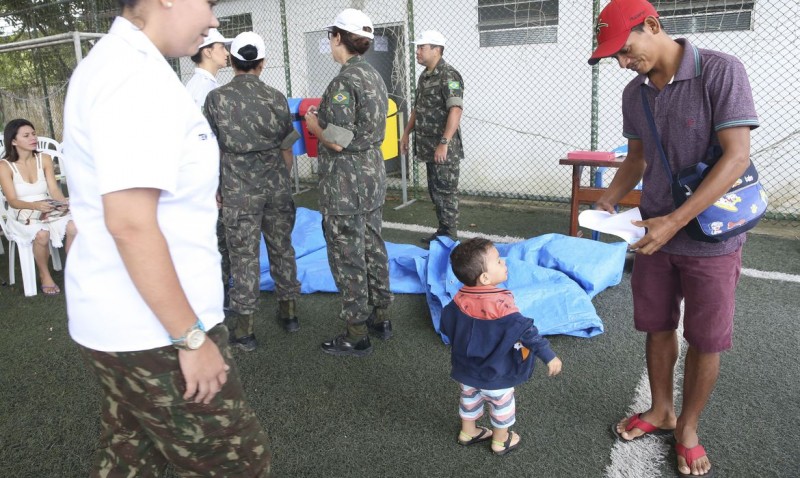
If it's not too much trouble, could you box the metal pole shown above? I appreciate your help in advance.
[590,0,600,153]
[394,110,417,210]
[590,0,601,207]
[407,0,419,198]
[279,0,292,97]
[72,31,83,62]
[292,155,310,195]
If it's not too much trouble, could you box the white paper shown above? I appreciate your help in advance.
[578,207,646,244]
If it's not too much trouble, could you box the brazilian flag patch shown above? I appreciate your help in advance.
[448,81,461,90]
[332,91,350,105]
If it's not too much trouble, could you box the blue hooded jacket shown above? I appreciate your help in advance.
[440,289,556,390]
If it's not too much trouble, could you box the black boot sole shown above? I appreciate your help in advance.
[321,346,373,357]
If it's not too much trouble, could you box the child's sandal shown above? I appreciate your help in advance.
[457,426,492,446]
[492,431,521,456]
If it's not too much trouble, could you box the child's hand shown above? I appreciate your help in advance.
[546,357,562,377]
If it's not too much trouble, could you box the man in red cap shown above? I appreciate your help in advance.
[589,1,759,477]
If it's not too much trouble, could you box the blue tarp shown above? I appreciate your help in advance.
[259,208,628,341]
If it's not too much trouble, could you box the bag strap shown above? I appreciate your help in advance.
[640,86,674,180]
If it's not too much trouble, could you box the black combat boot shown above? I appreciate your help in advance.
[320,334,372,357]
[279,299,299,333]
[366,307,393,340]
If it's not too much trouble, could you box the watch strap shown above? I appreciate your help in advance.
[170,319,206,350]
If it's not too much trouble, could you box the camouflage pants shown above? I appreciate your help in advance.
[217,211,231,294]
[322,207,393,327]
[78,325,271,477]
[222,196,300,316]
[425,161,460,238]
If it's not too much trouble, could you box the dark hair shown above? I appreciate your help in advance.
[631,17,664,33]
[331,27,372,55]
[117,0,138,8]
[231,44,263,72]
[3,118,37,162]
[190,44,213,64]
[449,238,494,286]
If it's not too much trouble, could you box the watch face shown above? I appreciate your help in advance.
[186,329,206,350]
[440,138,448,144]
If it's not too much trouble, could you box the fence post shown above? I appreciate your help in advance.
[394,110,417,210]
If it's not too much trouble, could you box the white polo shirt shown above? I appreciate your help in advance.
[185,67,219,109]
[62,16,224,352]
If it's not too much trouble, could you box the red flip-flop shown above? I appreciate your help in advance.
[675,442,715,477]
[611,413,674,441]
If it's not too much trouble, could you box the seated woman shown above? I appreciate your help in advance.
[0,118,77,295]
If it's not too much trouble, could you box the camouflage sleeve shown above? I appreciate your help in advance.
[442,67,464,109]
[203,91,219,138]
[412,75,423,109]
[275,94,301,150]
[320,76,356,148]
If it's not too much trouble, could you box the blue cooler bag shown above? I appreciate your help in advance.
[642,87,767,243]
[672,155,768,242]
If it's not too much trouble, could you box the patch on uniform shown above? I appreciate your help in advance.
[448,81,461,90]
[332,91,350,105]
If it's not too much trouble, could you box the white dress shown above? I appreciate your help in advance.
[1,154,71,247]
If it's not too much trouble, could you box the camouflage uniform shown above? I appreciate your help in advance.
[204,75,301,336]
[413,58,464,239]
[79,325,271,477]
[317,55,393,335]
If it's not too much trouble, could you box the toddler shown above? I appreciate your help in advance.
[440,238,562,456]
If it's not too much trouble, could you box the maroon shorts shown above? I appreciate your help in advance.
[631,248,742,353]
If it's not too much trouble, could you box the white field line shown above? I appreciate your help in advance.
[606,308,687,478]
[381,221,525,244]
[741,267,800,283]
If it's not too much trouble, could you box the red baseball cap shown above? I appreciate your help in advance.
[588,0,659,65]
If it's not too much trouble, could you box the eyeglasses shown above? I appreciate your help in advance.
[327,31,335,40]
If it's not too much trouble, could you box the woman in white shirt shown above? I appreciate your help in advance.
[61,0,270,475]
[0,118,76,295]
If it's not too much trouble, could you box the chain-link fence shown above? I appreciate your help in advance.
[1,0,797,224]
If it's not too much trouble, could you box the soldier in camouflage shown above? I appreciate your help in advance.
[401,30,464,243]
[305,9,394,357]
[204,32,302,352]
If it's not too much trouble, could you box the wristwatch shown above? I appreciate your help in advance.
[439,137,450,145]
[170,320,207,351]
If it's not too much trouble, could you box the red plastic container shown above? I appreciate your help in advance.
[299,98,322,158]
[566,150,616,160]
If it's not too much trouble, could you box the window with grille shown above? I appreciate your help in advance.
[654,1,754,34]
[477,0,559,47]
[218,13,253,39]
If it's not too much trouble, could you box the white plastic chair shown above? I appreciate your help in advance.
[37,137,60,155]
[36,137,66,187]
[0,191,63,297]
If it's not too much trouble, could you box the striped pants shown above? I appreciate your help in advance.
[459,383,516,429]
